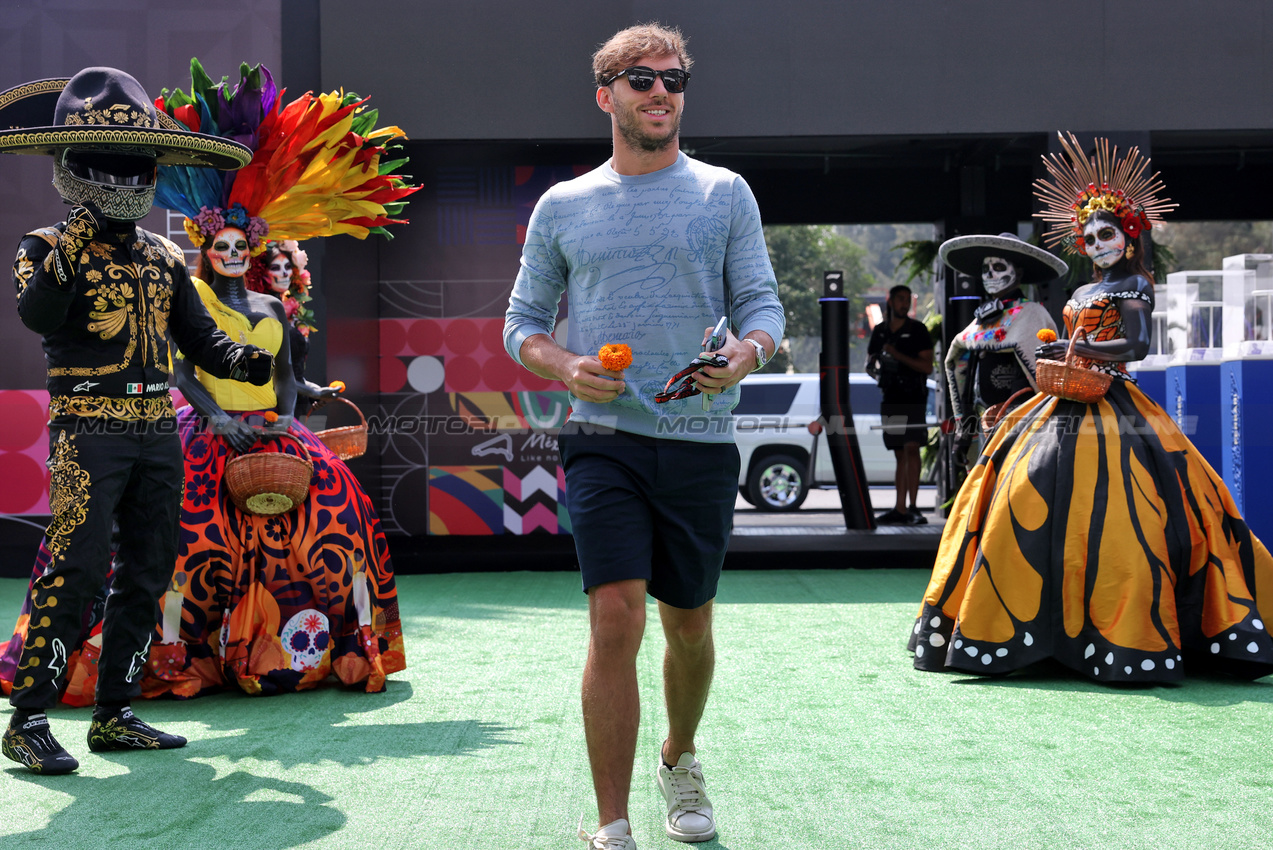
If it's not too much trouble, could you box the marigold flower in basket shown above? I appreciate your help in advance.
[263,410,279,423]
[598,343,633,372]
[329,380,346,391]
[1037,328,1058,343]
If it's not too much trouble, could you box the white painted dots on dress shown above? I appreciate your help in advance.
[1211,642,1221,654]
[1141,659,1155,671]
[1248,642,1260,654]
[1124,666,1133,675]
[1084,643,1095,659]
[1105,652,1114,665]
[981,654,992,665]
[995,648,1007,658]
[1023,632,1033,647]
[929,633,945,647]
[913,621,921,635]
[1229,633,1237,641]
[954,640,963,649]
[929,616,941,628]
[1165,658,1175,669]
[1255,619,1265,630]
[915,644,925,658]
[964,645,978,658]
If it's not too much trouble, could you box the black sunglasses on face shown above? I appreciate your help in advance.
[602,66,690,93]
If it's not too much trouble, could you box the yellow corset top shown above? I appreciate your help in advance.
[188,278,283,412]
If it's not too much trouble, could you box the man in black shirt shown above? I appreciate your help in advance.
[0,67,272,774]
[867,285,934,524]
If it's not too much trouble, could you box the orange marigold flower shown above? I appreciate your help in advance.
[598,343,633,372]
[329,380,346,391]
[263,410,279,423]
[1037,328,1058,343]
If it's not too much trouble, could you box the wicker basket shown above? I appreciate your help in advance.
[980,387,1035,436]
[1035,327,1114,404]
[224,431,313,516]
[304,396,367,460]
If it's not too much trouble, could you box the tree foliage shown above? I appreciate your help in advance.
[1153,221,1273,273]
[763,224,875,372]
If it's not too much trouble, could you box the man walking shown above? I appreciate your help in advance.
[504,23,784,849]
[867,285,934,524]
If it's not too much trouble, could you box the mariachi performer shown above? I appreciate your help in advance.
[141,58,415,698]
[0,67,271,774]
[909,133,1273,683]
[939,232,1062,459]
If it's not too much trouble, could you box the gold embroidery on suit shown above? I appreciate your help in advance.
[48,395,175,421]
[14,249,34,298]
[44,432,91,563]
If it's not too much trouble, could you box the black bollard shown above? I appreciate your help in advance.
[819,271,875,529]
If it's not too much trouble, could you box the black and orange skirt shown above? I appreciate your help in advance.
[910,380,1273,682]
[0,409,405,704]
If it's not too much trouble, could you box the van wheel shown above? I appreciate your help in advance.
[747,453,808,512]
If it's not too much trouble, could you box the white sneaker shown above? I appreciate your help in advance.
[656,752,716,842]
[578,817,636,850]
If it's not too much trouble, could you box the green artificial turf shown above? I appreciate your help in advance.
[3,569,1273,849]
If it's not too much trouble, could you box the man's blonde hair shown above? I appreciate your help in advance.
[592,23,692,86]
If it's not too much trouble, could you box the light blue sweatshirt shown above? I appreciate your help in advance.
[504,152,785,443]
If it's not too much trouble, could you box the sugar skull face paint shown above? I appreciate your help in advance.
[981,255,1020,296]
[208,227,250,278]
[1083,218,1127,269]
[267,254,293,293]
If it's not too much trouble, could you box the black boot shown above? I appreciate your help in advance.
[3,711,79,774]
[87,704,186,752]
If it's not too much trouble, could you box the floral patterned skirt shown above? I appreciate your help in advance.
[909,381,1273,683]
[0,408,405,704]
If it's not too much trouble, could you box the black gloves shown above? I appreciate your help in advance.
[51,204,105,288]
[228,344,275,386]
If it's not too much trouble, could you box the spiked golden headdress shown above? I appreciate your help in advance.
[1033,132,1176,256]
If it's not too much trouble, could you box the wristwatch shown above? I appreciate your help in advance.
[744,337,768,370]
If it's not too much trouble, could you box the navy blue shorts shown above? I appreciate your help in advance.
[880,403,927,450]
[557,425,740,610]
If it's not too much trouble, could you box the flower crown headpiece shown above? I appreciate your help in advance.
[183,202,270,254]
[154,58,419,259]
[1033,132,1177,256]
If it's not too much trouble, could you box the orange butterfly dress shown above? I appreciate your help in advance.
[910,278,1273,682]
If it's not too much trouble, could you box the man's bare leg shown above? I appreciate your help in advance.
[658,599,714,763]
[583,578,647,828]
[893,447,907,512]
[904,443,922,510]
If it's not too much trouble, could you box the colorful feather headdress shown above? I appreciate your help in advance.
[154,58,418,256]
[1033,132,1176,256]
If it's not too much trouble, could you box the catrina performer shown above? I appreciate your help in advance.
[250,239,319,394]
[144,59,417,698]
[939,232,1062,459]
[909,133,1273,683]
[0,67,270,775]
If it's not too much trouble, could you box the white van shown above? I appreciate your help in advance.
[732,372,937,511]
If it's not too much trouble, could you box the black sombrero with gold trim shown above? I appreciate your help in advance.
[0,67,250,170]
